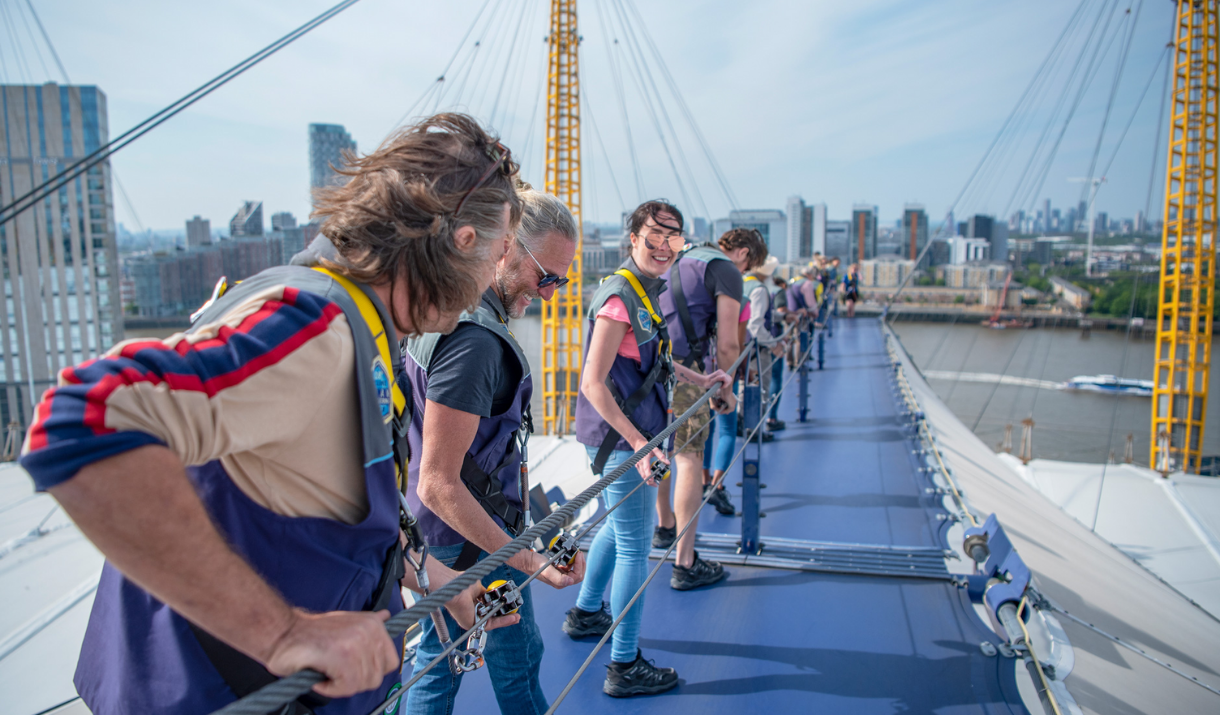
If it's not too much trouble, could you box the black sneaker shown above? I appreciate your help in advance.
[670,551,728,590]
[704,485,735,516]
[652,525,676,549]
[604,649,679,697]
[563,602,612,638]
[766,418,786,431]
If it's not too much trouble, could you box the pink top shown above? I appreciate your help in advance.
[596,296,642,362]
[740,302,751,323]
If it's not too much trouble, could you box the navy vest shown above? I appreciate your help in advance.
[659,245,731,370]
[403,289,532,547]
[575,259,671,453]
[786,278,809,312]
[73,266,406,715]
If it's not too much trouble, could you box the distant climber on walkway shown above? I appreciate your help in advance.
[844,262,862,318]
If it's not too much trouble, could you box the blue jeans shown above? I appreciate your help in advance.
[703,408,738,472]
[405,539,548,715]
[769,356,784,420]
[575,447,654,663]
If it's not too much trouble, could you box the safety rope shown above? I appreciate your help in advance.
[1017,595,1065,715]
[545,317,826,714]
[211,337,760,715]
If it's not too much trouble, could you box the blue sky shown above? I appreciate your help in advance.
[2,0,1175,231]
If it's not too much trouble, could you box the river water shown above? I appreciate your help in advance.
[889,316,1220,466]
[510,312,1220,467]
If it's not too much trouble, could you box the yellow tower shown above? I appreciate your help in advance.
[1152,0,1218,474]
[541,0,583,434]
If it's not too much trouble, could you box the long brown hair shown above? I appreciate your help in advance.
[312,113,522,333]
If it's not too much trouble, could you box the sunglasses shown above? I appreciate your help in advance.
[455,142,512,216]
[520,241,570,290]
[640,228,687,252]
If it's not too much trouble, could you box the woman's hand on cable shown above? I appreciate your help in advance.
[714,381,737,415]
[628,434,668,484]
[265,608,400,698]
[512,549,585,589]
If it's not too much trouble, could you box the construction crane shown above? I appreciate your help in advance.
[540,0,583,435]
[1152,0,1217,474]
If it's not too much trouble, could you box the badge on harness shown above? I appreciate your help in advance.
[372,356,393,423]
[637,307,652,334]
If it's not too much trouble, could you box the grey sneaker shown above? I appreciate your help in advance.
[604,649,678,697]
[671,551,728,591]
[652,525,676,549]
[563,602,612,638]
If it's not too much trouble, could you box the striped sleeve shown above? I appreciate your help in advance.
[20,285,349,491]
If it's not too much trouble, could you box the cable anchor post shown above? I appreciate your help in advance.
[817,329,825,370]
[740,355,764,555]
[798,327,811,422]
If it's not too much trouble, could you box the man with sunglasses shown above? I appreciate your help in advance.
[403,189,583,715]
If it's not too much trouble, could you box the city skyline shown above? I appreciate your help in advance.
[0,1,1175,232]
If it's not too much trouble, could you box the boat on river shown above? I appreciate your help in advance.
[1063,374,1154,397]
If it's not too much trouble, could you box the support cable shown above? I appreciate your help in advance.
[1092,272,1141,526]
[487,0,533,125]
[584,88,627,216]
[457,0,519,113]
[0,0,34,84]
[1144,36,1174,222]
[1100,44,1171,183]
[622,0,739,210]
[23,0,68,82]
[211,340,759,715]
[593,0,645,201]
[1005,0,1118,217]
[12,0,50,80]
[605,1,692,211]
[0,0,363,229]
[611,0,709,221]
[1079,1,1142,206]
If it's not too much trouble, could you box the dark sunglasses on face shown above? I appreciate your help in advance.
[520,241,570,290]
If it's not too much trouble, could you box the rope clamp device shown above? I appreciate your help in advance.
[451,579,523,673]
[547,532,581,572]
[650,459,672,483]
[963,514,1031,643]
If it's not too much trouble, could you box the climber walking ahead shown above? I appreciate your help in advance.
[18,114,523,715]
[570,200,731,697]
[404,189,585,715]
[654,224,767,589]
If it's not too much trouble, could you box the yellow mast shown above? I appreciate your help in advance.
[541,0,583,434]
[1152,0,1217,474]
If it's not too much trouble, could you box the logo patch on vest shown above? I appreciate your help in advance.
[637,307,653,333]
[372,356,393,423]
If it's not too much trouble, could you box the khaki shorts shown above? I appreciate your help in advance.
[671,380,713,457]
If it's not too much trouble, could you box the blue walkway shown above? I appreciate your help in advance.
[451,318,1026,714]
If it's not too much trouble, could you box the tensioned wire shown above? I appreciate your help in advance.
[211,332,762,715]
[373,316,805,714]
[544,313,830,714]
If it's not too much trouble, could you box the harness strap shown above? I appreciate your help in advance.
[668,253,709,370]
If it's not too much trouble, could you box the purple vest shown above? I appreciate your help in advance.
[575,260,671,453]
[786,278,809,312]
[73,267,405,715]
[403,290,533,547]
[659,245,731,370]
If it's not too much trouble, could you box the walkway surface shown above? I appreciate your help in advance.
[451,317,1027,714]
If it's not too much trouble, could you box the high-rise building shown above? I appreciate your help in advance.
[811,203,827,257]
[1043,199,1052,235]
[309,123,357,199]
[230,201,264,238]
[825,220,851,264]
[851,204,878,263]
[186,215,211,249]
[271,211,297,231]
[1136,210,1147,233]
[0,83,122,426]
[901,204,929,265]
[721,209,788,262]
[786,196,808,261]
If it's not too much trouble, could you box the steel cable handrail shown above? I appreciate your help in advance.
[544,316,828,714]
[212,336,761,715]
[0,0,362,228]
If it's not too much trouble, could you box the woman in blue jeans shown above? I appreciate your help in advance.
[568,201,729,697]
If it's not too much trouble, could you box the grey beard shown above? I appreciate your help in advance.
[495,273,534,319]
